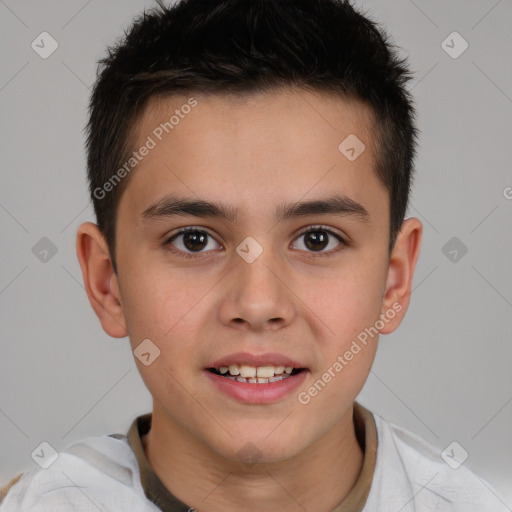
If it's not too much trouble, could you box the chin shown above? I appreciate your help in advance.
[206,428,308,465]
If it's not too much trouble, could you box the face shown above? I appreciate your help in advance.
[81,88,420,463]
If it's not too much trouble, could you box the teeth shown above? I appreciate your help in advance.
[256,365,274,378]
[228,365,240,376]
[239,365,257,378]
[227,374,289,384]
[215,363,299,382]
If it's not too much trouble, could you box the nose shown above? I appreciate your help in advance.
[217,248,296,332]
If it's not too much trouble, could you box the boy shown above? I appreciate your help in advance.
[1,0,508,510]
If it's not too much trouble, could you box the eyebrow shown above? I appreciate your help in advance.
[141,194,370,224]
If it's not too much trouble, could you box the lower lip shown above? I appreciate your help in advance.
[204,370,308,404]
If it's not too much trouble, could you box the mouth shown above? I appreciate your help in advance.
[207,364,305,384]
[204,355,309,404]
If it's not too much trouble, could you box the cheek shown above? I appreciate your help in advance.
[119,265,201,347]
[119,272,205,398]
[309,265,385,341]
[297,275,383,412]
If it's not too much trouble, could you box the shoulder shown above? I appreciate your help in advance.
[365,411,509,511]
[0,474,24,504]
[0,433,156,512]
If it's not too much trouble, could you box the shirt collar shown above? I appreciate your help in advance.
[127,412,191,511]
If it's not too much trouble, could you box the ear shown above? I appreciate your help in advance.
[76,222,127,338]
[379,217,423,334]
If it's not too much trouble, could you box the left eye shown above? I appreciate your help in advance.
[291,227,344,253]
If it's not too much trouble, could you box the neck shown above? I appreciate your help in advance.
[142,404,364,512]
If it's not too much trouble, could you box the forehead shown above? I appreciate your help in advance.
[119,87,388,226]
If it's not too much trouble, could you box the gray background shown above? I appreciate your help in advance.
[1,0,511,505]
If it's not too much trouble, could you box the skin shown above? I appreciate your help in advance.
[77,87,422,512]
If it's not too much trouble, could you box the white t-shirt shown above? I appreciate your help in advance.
[1,403,508,511]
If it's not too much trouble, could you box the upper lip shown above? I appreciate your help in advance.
[206,352,307,369]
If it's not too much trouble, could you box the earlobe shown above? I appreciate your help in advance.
[379,217,423,334]
[76,222,128,338]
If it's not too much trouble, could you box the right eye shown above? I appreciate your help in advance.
[164,227,222,256]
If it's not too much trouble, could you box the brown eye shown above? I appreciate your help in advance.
[166,228,221,254]
[292,227,345,254]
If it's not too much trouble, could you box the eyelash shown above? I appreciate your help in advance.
[164,225,347,260]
